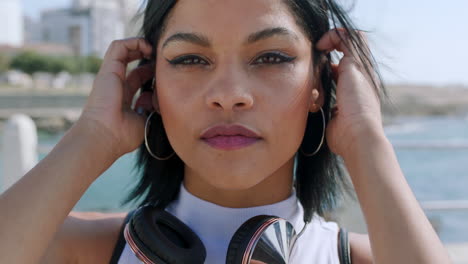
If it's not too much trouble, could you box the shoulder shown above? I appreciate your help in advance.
[41,211,128,264]
[304,216,374,264]
[348,232,374,264]
[294,215,341,262]
[68,211,129,264]
[311,214,374,264]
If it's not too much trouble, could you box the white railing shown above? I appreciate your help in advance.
[421,200,468,211]
[392,141,468,149]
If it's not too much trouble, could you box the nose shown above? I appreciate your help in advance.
[204,65,254,112]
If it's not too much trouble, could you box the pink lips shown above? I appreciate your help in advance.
[200,124,261,150]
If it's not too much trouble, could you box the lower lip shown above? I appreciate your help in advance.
[202,136,260,150]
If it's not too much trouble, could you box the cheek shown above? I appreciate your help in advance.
[260,65,312,117]
[259,67,312,149]
[154,65,200,110]
[152,68,199,156]
[154,62,188,117]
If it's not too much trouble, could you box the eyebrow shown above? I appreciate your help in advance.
[161,27,299,49]
[162,32,210,49]
[245,27,299,45]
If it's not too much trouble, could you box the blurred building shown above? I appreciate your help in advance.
[24,16,42,44]
[0,0,24,46]
[34,0,141,57]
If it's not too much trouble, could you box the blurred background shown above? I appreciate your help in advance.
[0,0,467,261]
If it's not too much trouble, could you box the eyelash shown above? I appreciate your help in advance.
[166,52,296,67]
[252,52,297,65]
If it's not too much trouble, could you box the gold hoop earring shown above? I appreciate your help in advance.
[300,107,325,157]
[144,111,176,161]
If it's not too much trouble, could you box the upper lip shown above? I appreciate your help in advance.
[200,124,261,139]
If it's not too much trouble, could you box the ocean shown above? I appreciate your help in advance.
[1,115,467,243]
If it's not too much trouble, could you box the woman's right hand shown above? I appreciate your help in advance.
[0,39,154,263]
[78,37,155,159]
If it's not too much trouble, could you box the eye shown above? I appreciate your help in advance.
[166,55,209,66]
[252,52,296,65]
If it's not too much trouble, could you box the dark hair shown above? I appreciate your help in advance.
[122,0,387,223]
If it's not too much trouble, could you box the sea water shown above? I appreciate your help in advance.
[1,116,467,243]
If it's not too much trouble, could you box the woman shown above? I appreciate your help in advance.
[0,0,451,263]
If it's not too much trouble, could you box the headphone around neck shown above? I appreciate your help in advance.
[123,203,308,264]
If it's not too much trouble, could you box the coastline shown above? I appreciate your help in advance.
[382,84,468,120]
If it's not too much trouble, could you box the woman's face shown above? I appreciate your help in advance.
[153,0,322,190]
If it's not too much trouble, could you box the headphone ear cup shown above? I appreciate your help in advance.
[127,205,206,264]
[226,215,277,264]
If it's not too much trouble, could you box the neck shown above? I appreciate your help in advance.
[183,157,295,208]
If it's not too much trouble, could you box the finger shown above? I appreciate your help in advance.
[331,106,339,118]
[105,37,153,62]
[100,38,153,81]
[125,63,155,107]
[331,63,339,83]
[316,28,358,57]
[125,50,149,64]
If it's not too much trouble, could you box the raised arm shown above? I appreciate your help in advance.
[0,38,154,264]
[316,29,451,264]
[344,127,452,264]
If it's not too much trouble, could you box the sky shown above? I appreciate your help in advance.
[20,0,468,86]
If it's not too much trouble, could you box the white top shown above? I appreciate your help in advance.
[118,183,341,264]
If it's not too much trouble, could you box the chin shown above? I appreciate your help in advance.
[204,170,267,191]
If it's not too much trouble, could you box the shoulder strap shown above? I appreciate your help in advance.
[109,209,137,264]
[338,227,351,264]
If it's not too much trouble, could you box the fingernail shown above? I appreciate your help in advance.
[136,107,145,115]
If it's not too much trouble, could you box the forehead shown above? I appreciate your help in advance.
[160,0,307,45]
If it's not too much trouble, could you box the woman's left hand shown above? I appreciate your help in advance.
[317,30,453,264]
[316,28,385,157]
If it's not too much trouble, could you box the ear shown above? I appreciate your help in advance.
[309,66,325,113]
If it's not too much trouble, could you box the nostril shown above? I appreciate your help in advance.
[209,100,251,110]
